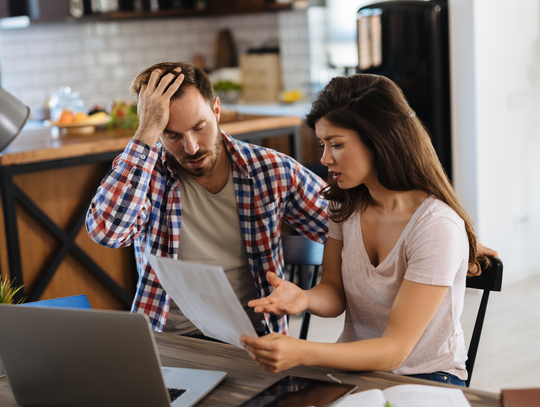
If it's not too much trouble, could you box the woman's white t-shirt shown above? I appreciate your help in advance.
[329,196,469,380]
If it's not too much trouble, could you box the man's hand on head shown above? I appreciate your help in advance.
[133,67,184,147]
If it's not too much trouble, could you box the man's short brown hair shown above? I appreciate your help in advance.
[130,62,214,105]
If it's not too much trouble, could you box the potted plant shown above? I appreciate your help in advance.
[0,276,24,305]
[212,80,243,104]
[0,276,24,377]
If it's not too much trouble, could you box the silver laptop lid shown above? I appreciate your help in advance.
[0,304,170,407]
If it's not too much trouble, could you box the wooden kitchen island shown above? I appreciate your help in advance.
[0,115,302,310]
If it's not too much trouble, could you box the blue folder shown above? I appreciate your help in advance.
[21,294,91,309]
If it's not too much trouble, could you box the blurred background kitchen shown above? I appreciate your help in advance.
[0,0,333,119]
[1,0,540,394]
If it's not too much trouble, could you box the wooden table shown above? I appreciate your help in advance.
[0,332,500,407]
[0,116,302,310]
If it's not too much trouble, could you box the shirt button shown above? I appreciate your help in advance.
[127,184,133,189]
[140,153,147,160]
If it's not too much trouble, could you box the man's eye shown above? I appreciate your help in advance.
[195,125,205,131]
[163,131,176,138]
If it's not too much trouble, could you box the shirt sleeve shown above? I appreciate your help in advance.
[328,217,343,241]
[85,139,158,248]
[282,159,329,244]
[404,211,469,287]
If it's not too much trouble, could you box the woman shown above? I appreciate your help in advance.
[240,74,493,386]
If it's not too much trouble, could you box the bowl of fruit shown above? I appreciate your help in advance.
[46,110,109,135]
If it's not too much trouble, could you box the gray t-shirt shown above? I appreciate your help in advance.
[330,196,468,379]
[164,165,264,336]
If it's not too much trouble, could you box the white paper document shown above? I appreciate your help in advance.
[148,254,258,346]
[333,384,470,407]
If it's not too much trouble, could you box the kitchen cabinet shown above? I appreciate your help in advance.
[0,0,70,22]
[0,0,293,23]
[0,0,8,18]
[208,0,291,15]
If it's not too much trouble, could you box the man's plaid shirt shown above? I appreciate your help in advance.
[86,132,328,333]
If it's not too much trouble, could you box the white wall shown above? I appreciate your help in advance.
[0,10,310,112]
[450,0,540,282]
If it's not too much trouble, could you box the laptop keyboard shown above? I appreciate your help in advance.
[168,388,187,402]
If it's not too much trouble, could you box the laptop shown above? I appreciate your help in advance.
[0,304,226,407]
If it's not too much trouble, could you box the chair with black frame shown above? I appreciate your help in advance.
[282,234,324,340]
[465,256,503,387]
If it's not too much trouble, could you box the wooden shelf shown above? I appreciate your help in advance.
[23,0,293,24]
[66,7,209,23]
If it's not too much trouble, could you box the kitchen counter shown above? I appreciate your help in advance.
[5,114,303,165]
[221,102,312,117]
[0,114,302,310]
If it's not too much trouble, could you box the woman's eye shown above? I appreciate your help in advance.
[318,144,325,149]
[330,144,341,148]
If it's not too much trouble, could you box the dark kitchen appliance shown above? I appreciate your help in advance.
[357,0,452,181]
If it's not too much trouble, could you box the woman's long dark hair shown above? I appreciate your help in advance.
[306,74,486,274]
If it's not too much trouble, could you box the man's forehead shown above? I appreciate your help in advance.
[167,88,214,131]
[172,85,212,108]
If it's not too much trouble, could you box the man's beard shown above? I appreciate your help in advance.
[178,126,223,178]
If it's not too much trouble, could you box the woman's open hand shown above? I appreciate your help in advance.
[248,272,310,315]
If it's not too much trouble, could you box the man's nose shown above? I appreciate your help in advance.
[183,134,199,155]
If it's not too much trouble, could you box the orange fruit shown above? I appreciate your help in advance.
[57,110,74,124]
[73,112,88,122]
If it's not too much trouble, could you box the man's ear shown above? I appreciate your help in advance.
[213,96,221,122]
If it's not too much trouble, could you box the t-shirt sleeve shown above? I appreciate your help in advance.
[328,217,343,241]
[405,213,468,287]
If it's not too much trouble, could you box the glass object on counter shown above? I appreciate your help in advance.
[49,87,85,123]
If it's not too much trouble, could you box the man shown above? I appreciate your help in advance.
[86,62,328,336]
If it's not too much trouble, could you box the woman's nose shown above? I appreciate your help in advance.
[320,148,333,167]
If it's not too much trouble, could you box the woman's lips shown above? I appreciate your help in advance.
[331,172,341,182]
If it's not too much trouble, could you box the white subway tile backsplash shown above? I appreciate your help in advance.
[134,35,156,48]
[33,71,58,85]
[2,43,30,58]
[109,36,132,49]
[41,55,72,70]
[120,21,144,35]
[16,56,46,72]
[122,49,146,64]
[18,88,48,105]
[84,37,107,51]
[1,9,317,109]
[95,22,120,36]
[73,53,96,67]
[28,41,59,55]
[85,65,108,80]
[5,75,34,88]
[57,70,85,83]
[113,66,127,79]
[0,58,18,73]
[98,51,122,65]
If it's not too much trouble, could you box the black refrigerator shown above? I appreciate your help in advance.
[356,0,452,181]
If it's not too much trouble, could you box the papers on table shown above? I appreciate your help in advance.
[333,384,471,407]
[148,254,258,347]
